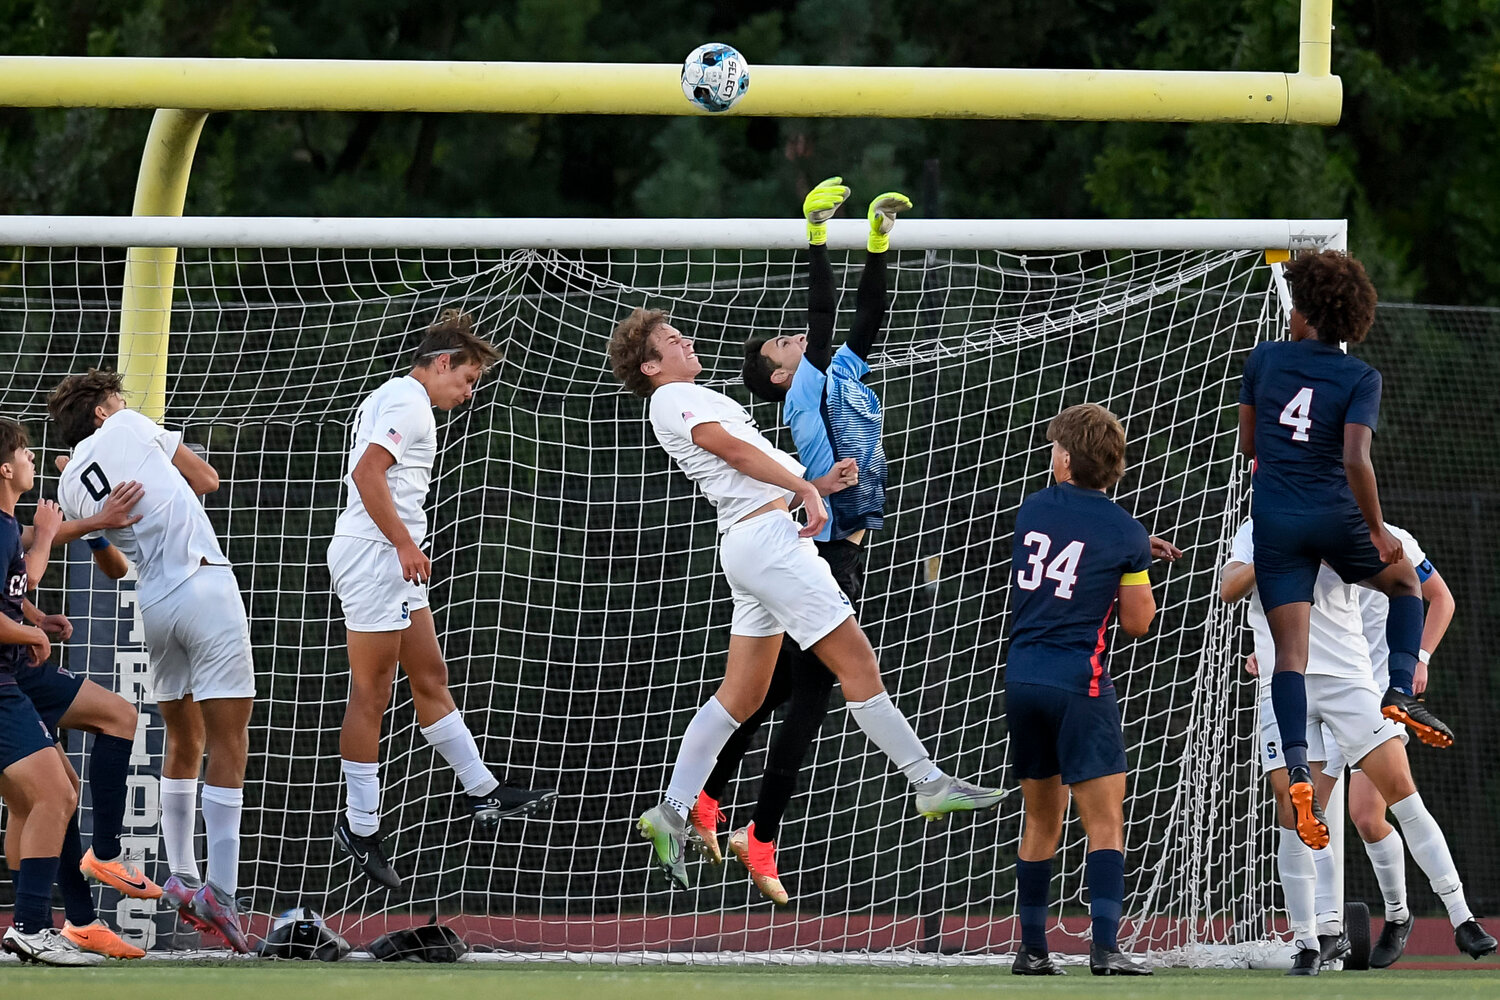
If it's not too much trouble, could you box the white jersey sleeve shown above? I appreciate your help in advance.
[58,408,229,612]
[648,382,803,532]
[1229,520,1254,565]
[333,376,437,547]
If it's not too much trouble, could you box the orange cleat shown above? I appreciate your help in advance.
[729,822,790,906]
[62,920,146,960]
[688,791,726,865]
[80,847,162,900]
[1288,767,1329,850]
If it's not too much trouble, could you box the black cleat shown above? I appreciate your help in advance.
[466,784,558,830]
[334,813,401,890]
[1090,944,1153,976]
[1286,946,1321,976]
[1381,688,1454,748]
[1318,931,1351,969]
[1455,919,1498,959]
[1012,947,1066,975]
[1288,765,1330,849]
[1370,918,1413,968]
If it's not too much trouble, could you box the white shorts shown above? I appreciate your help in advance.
[719,510,854,650]
[1306,671,1406,774]
[328,535,429,632]
[141,566,256,702]
[1258,686,1336,774]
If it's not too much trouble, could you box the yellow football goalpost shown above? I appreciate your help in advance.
[0,0,1338,420]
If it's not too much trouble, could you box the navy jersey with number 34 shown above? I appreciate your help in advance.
[1240,339,1382,512]
[1005,483,1152,697]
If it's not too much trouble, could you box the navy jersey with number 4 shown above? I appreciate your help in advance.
[0,510,29,685]
[1006,483,1152,697]
[1240,339,1382,512]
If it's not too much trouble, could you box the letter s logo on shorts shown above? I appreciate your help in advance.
[400,601,409,621]
[1267,740,1278,760]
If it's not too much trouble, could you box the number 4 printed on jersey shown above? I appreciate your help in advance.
[1279,386,1314,442]
[1015,531,1085,599]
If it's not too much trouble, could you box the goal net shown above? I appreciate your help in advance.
[0,216,1343,964]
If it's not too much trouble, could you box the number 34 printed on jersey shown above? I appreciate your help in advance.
[1016,531,1084,599]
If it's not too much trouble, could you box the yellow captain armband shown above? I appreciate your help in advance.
[1120,570,1151,586]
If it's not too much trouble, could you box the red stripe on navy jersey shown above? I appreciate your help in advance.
[1088,603,1114,698]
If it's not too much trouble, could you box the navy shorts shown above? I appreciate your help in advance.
[14,662,84,736]
[1006,681,1127,785]
[0,683,56,773]
[1253,504,1388,611]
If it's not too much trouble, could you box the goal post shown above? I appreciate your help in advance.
[1,215,1343,965]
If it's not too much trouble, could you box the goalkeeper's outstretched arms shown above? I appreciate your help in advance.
[804,176,850,371]
[846,192,911,361]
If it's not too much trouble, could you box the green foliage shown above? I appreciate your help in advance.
[0,0,1496,303]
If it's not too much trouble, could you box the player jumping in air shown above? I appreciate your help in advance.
[681,178,909,904]
[1005,404,1179,977]
[329,310,555,891]
[609,304,1002,891]
[1224,518,1495,971]
[0,419,101,965]
[1238,250,1448,852]
[51,371,256,952]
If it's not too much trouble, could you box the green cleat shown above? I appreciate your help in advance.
[914,775,1006,821]
[636,804,690,890]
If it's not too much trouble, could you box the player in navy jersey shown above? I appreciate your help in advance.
[682,178,909,903]
[1005,404,1179,977]
[0,419,100,965]
[1238,250,1442,852]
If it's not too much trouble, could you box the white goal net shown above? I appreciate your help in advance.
[0,217,1342,964]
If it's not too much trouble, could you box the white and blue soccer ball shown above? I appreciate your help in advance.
[681,43,750,113]
[273,906,325,930]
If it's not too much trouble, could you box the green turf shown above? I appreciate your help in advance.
[2,963,1498,1000]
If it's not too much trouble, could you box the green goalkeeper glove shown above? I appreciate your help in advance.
[803,176,851,246]
[866,191,912,253]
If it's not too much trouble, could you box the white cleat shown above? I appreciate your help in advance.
[914,774,1006,821]
[2,925,106,965]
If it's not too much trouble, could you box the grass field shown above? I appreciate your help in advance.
[2,962,1498,1000]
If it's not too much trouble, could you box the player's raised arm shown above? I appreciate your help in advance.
[845,193,909,362]
[803,176,849,372]
[1220,559,1256,603]
[171,442,220,496]
[690,421,827,538]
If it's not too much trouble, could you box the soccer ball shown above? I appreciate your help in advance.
[681,43,750,113]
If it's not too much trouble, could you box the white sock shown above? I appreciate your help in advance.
[663,696,740,819]
[1363,829,1410,924]
[341,759,382,837]
[159,777,201,881]
[1278,827,1318,950]
[1312,844,1340,934]
[1390,792,1473,927]
[200,785,243,896]
[846,691,942,784]
[420,710,500,799]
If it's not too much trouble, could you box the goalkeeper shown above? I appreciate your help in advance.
[688,179,914,905]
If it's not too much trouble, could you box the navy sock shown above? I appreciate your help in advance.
[14,856,60,934]
[1086,849,1125,951]
[58,813,99,925]
[1016,858,1052,954]
[89,733,133,860]
[1385,594,1424,696]
[1270,671,1309,773]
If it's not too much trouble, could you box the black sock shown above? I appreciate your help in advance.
[59,813,99,926]
[14,856,59,934]
[89,733,133,860]
[749,766,798,842]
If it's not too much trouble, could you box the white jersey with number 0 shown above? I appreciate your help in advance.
[648,381,803,533]
[334,375,437,547]
[1230,520,1371,685]
[58,408,230,612]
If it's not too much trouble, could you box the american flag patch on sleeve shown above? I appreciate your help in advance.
[682,411,694,420]
[386,427,403,444]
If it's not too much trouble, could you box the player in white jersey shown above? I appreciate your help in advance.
[1222,518,1494,972]
[1333,523,1455,967]
[329,309,555,891]
[48,370,254,952]
[608,307,1002,890]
